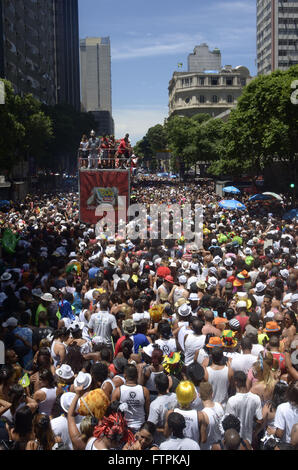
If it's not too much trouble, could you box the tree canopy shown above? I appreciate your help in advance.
[208,65,298,177]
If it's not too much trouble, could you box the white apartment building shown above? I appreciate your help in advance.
[257,0,298,75]
[169,45,252,118]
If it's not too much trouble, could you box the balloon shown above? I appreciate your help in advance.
[175,381,196,407]
[78,388,110,421]
[1,229,18,254]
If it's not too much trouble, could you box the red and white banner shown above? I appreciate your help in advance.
[79,170,130,225]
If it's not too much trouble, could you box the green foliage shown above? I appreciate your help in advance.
[146,124,167,153]
[209,66,298,176]
[0,79,53,172]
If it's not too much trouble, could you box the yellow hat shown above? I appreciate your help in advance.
[176,381,196,407]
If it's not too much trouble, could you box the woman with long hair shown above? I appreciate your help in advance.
[249,352,280,405]
[141,348,164,401]
[123,421,159,450]
[33,369,57,416]
[26,414,62,450]
[30,348,55,393]
[6,406,34,450]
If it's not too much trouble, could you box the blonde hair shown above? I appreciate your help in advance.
[254,352,279,394]
[80,416,95,442]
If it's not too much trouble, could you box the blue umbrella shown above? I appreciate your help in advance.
[282,208,298,220]
[219,199,246,210]
[223,186,240,194]
[0,200,10,207]
[248,194,272,202]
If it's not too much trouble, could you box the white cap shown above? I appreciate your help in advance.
[73,372,92,390]
[178,275,187,284]
[256,282,266,293]
[208,276,218,287]
[2,317,18,328]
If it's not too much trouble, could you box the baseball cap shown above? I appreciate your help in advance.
[2,317,18,328]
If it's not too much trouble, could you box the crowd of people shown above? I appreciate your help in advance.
[79,132,133,170]
[0,172,297,451]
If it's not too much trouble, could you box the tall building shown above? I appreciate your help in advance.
[80,37,113,135]
[257,0,298,75]
[54,0,80,111]
[0,0,80,108]
[169,44,252,118]
[188,44,222,72]
[0,0,57,105]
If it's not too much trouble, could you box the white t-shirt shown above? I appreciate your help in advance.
[155,338,177,356]
[225,392,263,443]
[251,344,264,357]
[177,326,193,352]
[230,353,258,375]
[51,415,83,450]
[184,334,206,366]
[160,436,200,450]
[148,393,177,444]
[274,402,298,443]
[88,311,117,346]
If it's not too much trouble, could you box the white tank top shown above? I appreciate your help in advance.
[85,437,100,450]
[184,334,206,366]
[38,387,57,416]
[145,369,164,393]
[201,403,224,450]
[173,287,186,304]
[120,384,145,431]
[51,340,65,367]
[113,374,126,386]
[174,408,199,442]
[102,377,115,392]
[206,366,229,405]
[178,326,193,352]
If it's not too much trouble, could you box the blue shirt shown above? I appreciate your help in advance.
[88,267,100,279]
[133,333,149,354]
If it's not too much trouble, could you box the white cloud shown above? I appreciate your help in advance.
[112,32,204,60]
[113,106,168,145]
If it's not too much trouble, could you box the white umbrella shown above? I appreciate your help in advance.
[263,192,283,201]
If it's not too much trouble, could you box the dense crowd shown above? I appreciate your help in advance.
[0,175,297,451]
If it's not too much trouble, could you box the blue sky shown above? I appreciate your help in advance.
[79,0,257,145]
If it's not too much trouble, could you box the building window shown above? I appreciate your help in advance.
[227,95,234,103]
[185,97,190,104]
[182,78,192,87]
[199,77,205,85]
[211,77,218,85]
[240,78,246,86]
[199,95,205,103]
[226,77,234,86]
[212,95,218,103]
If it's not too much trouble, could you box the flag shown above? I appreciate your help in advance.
[19,373,30,388]
[177,62,183,68]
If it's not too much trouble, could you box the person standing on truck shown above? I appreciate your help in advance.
[117,134,131,169]
[87,130,99,169]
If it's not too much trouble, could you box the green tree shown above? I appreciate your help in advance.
[209,66,298,178]
[0,80,53,173]
[146,124,168,153]
[134,135,154,168]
